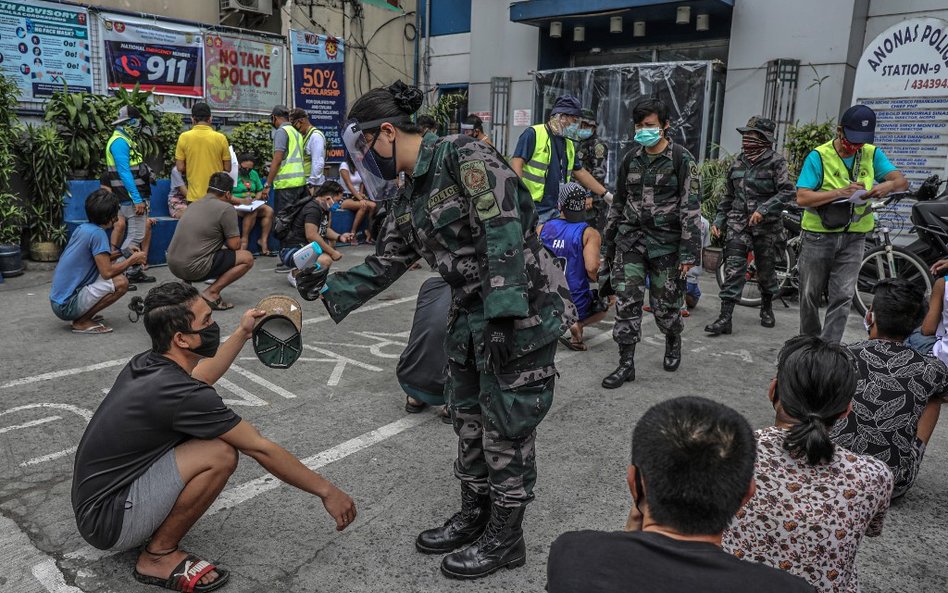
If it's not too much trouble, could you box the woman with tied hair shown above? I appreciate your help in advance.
[294,80,576,580]
[722,335,894,593]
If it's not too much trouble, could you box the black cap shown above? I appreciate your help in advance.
[558,182,587,223]
[551,95,582,118]
[840,104,876,144]
[271,105,290,119]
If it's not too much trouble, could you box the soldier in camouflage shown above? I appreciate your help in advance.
[706,117,795,335]
[295,82,576,580]
[599,98,701,389]
[576,109,610,231]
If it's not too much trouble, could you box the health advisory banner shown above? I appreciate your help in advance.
[101,14,204,98]
[204,32,285,115]
[0,0,92,101]
[290,30,346,162]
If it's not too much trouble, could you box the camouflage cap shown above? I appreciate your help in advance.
[737,116,776,142]
[252,295,303,369]
[581,108,597,124]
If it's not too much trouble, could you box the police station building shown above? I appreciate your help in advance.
[420,0,948,188]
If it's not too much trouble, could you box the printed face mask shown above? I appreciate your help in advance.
[634,127,662,147]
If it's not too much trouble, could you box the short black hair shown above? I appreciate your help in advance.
[207,172,234,195]
[315,180,344,198]
[347,81,424,134]
[191,102,211,121]
[85,189,120,226]
[464,114,483,131]
[289,107,309,123]
[237,153,256,165]
[144,282,200,353]
[631,396,756,535]
[416,114,437,130]
[632,97,670,126]
[776,335,857,465]
[871,278,927,340]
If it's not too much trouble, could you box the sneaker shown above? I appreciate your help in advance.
[275,264,291,273]
[287,271,298,288]
[126,270,156,283]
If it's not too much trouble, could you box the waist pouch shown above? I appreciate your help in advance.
[815,202,854,230]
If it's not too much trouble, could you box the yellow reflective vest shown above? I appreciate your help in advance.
[801,140,877,233]
[521,124,575,203]
[274,123,306,189]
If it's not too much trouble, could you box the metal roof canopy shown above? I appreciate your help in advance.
[510,0,734,28]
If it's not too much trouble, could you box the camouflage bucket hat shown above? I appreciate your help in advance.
[252,295,303,369]
[737,116,776,142]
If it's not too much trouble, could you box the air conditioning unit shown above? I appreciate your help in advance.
[221,0,272,17]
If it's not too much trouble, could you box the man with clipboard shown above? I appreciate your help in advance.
[795,105,908,343]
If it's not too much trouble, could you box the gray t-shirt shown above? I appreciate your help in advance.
[167,195,239,280]
[273,124,290,153]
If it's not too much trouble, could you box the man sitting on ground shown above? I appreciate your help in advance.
[166,173,253,311]
[72,282,356,591]
[279,180,352,288]
[832,278,948,498]
[539,182,611,351]
[50,190,143,334]
[547,396,813,593]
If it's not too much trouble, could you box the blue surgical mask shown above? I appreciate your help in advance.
[577,129,594,141]
[561,122,582,141]
[634,127,662,147]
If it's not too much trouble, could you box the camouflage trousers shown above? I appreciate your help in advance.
[447,337,557,509]
[719,228,783,303]
[612,244,683,345]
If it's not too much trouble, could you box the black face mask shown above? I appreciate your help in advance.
[238,167,252,176]
[183,322,221,358]
[369,133,398,181]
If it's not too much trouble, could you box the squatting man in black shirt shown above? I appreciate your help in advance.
[71,282,355,592]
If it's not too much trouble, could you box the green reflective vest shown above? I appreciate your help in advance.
[274,123,306,189]
[521,124,575,203]
[105,129,146,202]
[801,140,877,233]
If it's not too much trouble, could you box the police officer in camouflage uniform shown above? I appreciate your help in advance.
[576,108,610,231]
[295,82,576,580]
[600,98,701,389]
[706,117,795,335]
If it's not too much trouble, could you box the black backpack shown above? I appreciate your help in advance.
[273,195,313,241]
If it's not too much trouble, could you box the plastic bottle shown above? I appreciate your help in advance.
[292,241,324,271]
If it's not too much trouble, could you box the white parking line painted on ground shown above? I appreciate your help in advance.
[0,416,61,435]
[301,295,418,325]
[0,359,126,390]
[301,345,384,386]
[21,446,77,468]
[230,365,298,399]
[217,378,268,407]
[209,413,432,514]
[32,558,84,593]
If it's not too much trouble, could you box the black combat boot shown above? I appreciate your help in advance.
[760,294,776,328]
[663,333,682,371]
[440,504,526,580]
[416,483,490,554]
[602,344,636,389]
[705,301,735,335]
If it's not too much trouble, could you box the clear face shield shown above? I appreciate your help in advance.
[341,117,409,202]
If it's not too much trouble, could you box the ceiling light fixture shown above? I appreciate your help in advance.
[633,20,646,38]
[550,21,562,38]
[676,6,691,25]
[610,16,623,34]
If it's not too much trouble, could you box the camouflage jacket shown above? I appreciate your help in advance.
[603,142,701,264]
[321,133,577,362]
[576,136,608,185]
[714,150,795,235]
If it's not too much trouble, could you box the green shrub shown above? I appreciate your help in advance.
[228,120,273,176]
[0,193,25,245]
[783,120,835,179]
[699,153,735,246]
[44,89,113,177]
[155,112,184,178]
[18,124,70,245]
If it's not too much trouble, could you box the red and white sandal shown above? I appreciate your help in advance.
[133,553,229,593]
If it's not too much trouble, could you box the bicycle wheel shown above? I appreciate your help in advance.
[853,246,932,316]
[715,245,795,308]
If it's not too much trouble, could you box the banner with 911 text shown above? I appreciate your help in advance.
[204,31,285,115]
[290,30,346,163]
[100,14,204,98]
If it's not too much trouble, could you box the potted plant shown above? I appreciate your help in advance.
[18,124,69,261]
[0,192,25,276]
[44,88,113,179]
[229,119,275,177]
[699,153,734,272]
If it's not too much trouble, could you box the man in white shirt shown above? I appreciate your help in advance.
[289,108,326,193]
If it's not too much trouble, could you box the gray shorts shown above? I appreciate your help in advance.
[111,449,185,551]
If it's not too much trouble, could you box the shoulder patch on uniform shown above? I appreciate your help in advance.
[460,160,491,196]
[689,160,699,178]
[395,212,411,226]
[474,191,500,221]
[594,143,605,159]
[428,185,460,209]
